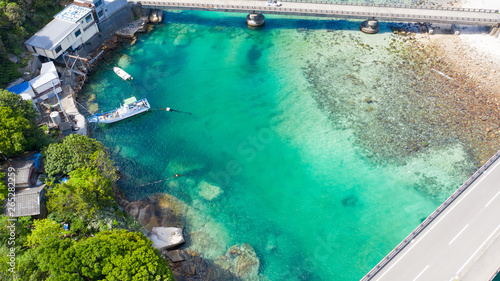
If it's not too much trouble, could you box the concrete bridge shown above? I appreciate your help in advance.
[131,0,500,31]
[362,149,500,281]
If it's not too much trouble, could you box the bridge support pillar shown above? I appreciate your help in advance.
[360,19,379,34]
[247,13,265,27]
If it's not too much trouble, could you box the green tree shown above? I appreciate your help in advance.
[0,172,6,204]
[25,219,64,247]
[0,215,34,280]
[5,2,26,26]
[34,229,174,280]
[0,90,47,157]
[44,134,117,180]
[47,167,115,228]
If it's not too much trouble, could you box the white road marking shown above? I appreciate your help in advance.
[449,224,469,245]
[484,159,500,176]
[485,190,500,208]
[412,265,429,281]
[456,223,500,275]
[374,167,492,281]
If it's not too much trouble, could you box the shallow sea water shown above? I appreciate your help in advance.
[83,8,475,281]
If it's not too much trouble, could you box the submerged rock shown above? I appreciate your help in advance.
[197,180,222,201]
[117,54,133,69]
[167,158,206,175]
[214,244,260,281]
[265,234,277,253]
[173,35,189,46]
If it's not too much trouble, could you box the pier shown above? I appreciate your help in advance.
[131,0,500,31]
[362,150,500,281]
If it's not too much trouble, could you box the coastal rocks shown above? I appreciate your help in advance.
[149,9,164,23]
[123,193,188,230]
[197,180,222,201]
[116,18,149,39]
[167,249,188,262]
[214,244,260,281]
[148,227,185,250]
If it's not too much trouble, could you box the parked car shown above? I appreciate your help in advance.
[266,1,282,7]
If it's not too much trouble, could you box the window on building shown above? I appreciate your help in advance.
[86,14,92,22]
[98,10,103,18]
[55,45,62,54]
[95,0,102,7]
[75,29,81,37]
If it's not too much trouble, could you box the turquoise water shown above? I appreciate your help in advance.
[83,10,475,280]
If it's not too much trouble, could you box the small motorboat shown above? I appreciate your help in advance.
[113,66,133,81]
[88,96,150,124]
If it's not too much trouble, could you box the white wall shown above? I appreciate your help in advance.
[26,11,98,59]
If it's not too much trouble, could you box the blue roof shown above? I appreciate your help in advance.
[7,81,31,95]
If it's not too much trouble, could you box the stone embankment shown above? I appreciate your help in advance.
[116,8,164,39]
[116,17,150,39]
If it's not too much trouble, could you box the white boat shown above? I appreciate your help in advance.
[113,66,133,81]
[88,97,150,124]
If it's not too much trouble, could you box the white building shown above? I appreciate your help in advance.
[73,0,127,23]
[25,4,99,59]
[28,62,62,101]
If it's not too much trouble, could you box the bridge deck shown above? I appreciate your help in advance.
[134,0,500,25]
[362,150,500,281]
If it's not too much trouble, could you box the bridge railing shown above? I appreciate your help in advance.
[139,1,500,23]
[279,0,499,13]
[361,149,500,281]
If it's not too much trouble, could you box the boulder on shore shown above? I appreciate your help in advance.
[148,227,185,250]
[123,193,187,231]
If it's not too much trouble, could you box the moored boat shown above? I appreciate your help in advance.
[113,66,133,81]
[88,97,150,124]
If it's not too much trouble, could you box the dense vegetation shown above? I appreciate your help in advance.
[0,89,48,157]
[0,0,66,87]
[0,92,174,280]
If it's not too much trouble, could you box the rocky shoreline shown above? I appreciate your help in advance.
[113,187,260,281]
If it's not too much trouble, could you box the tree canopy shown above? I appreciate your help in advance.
[33,229,174,281]
[0,90,47,157]
[47,167,115,225]
[25,219,64,248]
[43,134,117,181]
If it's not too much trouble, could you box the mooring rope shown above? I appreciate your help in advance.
[135,174,183,188]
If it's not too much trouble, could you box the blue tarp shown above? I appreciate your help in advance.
[7,81,31,95]
[28,153,42,170]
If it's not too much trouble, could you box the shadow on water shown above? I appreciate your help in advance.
[163,10,396,34]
